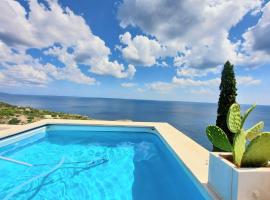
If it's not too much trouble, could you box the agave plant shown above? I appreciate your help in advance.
[206,103,270,167]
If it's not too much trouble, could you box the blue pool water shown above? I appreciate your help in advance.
[0,125,211,200]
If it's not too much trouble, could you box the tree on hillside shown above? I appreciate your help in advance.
[215,61,237,151]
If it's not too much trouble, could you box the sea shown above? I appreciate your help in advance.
[0,92,269,150]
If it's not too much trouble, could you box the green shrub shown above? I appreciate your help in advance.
[8,118,21,125]
[0,109,15,116]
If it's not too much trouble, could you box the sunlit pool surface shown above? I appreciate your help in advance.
[0,125,211,200]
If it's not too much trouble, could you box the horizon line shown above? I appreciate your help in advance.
[0,92,269,107]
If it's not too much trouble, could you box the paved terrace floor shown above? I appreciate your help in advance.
[0,120,220,199]
[0,124,21,131]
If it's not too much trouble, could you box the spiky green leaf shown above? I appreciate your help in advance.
[233,130,246,167]
[241,104,256,128]
[246,121,264,141]
[206,125,232,152]
[241,133,270,167]
[227,103,242,134]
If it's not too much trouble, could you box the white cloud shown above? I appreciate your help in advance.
[147,81,176,93]
[46,63,96,85]
[90,61,136,79]
[146,75,261,94]
[146,77,220,93]
[172,77,220,87]
[118,0,264,69]
[241,2,270,66]
[177,66,222,78]
[117,0,268,99]
[237,76,261,85]
[119,32,166,67]
[0,0,134,88]
[172,75,260,87]
[121,82,137,88]
[243,3,270,54]
[0,65,50,87]
[157,61,169,67]
[0,41,96,86]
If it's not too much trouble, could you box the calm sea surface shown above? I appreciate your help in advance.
[1,93,270,150]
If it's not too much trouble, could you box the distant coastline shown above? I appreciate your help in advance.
[0,101,90,125]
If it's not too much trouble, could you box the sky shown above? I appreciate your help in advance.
[0,0,270,105]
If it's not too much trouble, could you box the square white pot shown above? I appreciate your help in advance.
[208,152,270,200]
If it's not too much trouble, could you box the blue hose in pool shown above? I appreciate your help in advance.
[3,157,65,200]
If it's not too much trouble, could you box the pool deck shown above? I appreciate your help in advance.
[0,124,21,131]
[0,119,220,199]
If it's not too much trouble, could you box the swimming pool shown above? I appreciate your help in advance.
[0,125,212,200]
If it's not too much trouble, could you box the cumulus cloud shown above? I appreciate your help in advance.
[177,66,222,78]
[241,2,270,66]
[0,0,134,87]
[0,41,96,86]
[243,3,270,54]
[172,77,220,87]
[173,75,260,88]
[237,76,261,85]
[119,32,167,66]
[118,0,264,69]
[146,77,219,93]
[147,81,176,93]
[146,75,261,93]
[156,61,169,67]
[117,0,266,97]
[0,65,50,87]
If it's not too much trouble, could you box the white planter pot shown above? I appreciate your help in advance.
[208,152,270,200]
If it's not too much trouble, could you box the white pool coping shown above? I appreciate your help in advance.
[0,119,219,199]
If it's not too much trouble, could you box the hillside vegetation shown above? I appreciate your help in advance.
[0,102,90,125]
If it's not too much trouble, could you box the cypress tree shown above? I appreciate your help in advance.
[215,61,237,150]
